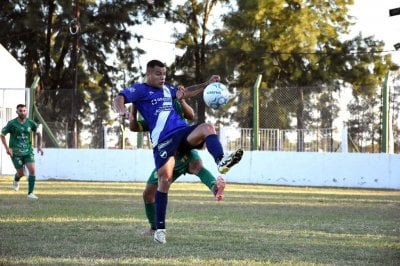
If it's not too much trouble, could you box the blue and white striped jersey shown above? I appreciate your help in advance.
[119,83,187,147]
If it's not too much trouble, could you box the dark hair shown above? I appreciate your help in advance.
[146,60,165,72]
[16,104,26,109]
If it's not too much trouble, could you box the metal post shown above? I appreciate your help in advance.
[381,72,389,153]
[28,76,40,120]
[252,74,262,150]
[341,126,348,153]
[70,0,80,148]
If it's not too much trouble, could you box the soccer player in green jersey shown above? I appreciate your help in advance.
[1,104,43,199]
[129,97,225,236]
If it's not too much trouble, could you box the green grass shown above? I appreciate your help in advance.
[0,178,399,265]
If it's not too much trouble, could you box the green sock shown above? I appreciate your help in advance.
[144,202,156,230]
[197,168,216,191]
[28,175,35,194]
[14,174,21,182]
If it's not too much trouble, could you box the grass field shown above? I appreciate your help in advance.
[0,178,399,265]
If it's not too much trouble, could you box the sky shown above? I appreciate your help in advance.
[132,0,400,69]
[348,0,400,63]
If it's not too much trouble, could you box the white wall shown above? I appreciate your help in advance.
[0,44,27,175]
[35,149,400,189]
[0,44,26,89]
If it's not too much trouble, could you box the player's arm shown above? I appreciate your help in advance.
[36,124,44,156]
[179,99,195,120]
[129,104,149,132]
[113,95,130,118]
[178,75,221,99]
[0,125,12,156]
[0,133,10,155]
[0,133,12,156]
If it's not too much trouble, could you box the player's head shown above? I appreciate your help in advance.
[146,60,166,89]
[16,104,27,119]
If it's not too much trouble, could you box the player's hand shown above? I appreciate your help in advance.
[37,147,44,156]
[119,110,130,120]
[176,85,185,100]
[207,75,221,85]
[6,147,12,156]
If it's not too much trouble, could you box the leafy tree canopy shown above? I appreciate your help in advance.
[207,0,398,129]
[0,0,171,147]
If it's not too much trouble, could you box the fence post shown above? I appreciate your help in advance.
[219,127,228,151]
[341,126,348,153]
[28,75,60,148]
[252,74,262,151]
[381,72,389,153]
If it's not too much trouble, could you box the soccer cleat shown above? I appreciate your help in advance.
[153,229,166,244]
[217,149,243,174]
[27,193,38,200]
[12,180,19,191]
[213,175,226,201]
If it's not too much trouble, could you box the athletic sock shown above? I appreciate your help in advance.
[197,168,216,191]
[14,174,21,182]
[155,191,168,230]
[144,202,156,230]
[28,175,35,194]
[205,134,224,163]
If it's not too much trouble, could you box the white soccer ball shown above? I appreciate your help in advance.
[203,82,230,109]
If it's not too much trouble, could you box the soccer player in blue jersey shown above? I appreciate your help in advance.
[114,59,243,244]
[129,99,226,236]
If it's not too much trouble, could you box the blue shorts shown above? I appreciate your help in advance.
[153,125,204,170]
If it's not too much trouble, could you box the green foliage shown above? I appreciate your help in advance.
[2,0,399,148]
[0,0,171,147]
[208,0,397,131]
[168,0,230,123]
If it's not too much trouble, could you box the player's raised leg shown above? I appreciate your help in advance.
[186,123,243,174]
[217,149,243,174]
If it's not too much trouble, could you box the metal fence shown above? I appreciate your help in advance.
[224,128,337,152]
[1,81,399,153]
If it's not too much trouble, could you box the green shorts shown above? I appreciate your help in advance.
[11,153,35,170]
[147,149,201,185]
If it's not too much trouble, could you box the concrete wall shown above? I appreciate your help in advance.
[34,149,400,189]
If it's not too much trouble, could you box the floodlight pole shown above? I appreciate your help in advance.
[384,6,400,152]
[70,0,80,148]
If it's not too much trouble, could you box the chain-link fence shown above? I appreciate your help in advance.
[223,128,338,152]
[4,80,397,153]
[50,82,400,153]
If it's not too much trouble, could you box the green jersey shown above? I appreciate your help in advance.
[1,118,38,156]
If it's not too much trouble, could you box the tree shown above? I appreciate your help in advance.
[347,94,381,152]
[211,0,398,150]
[167,0,229,123]
[0,0,171,148]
